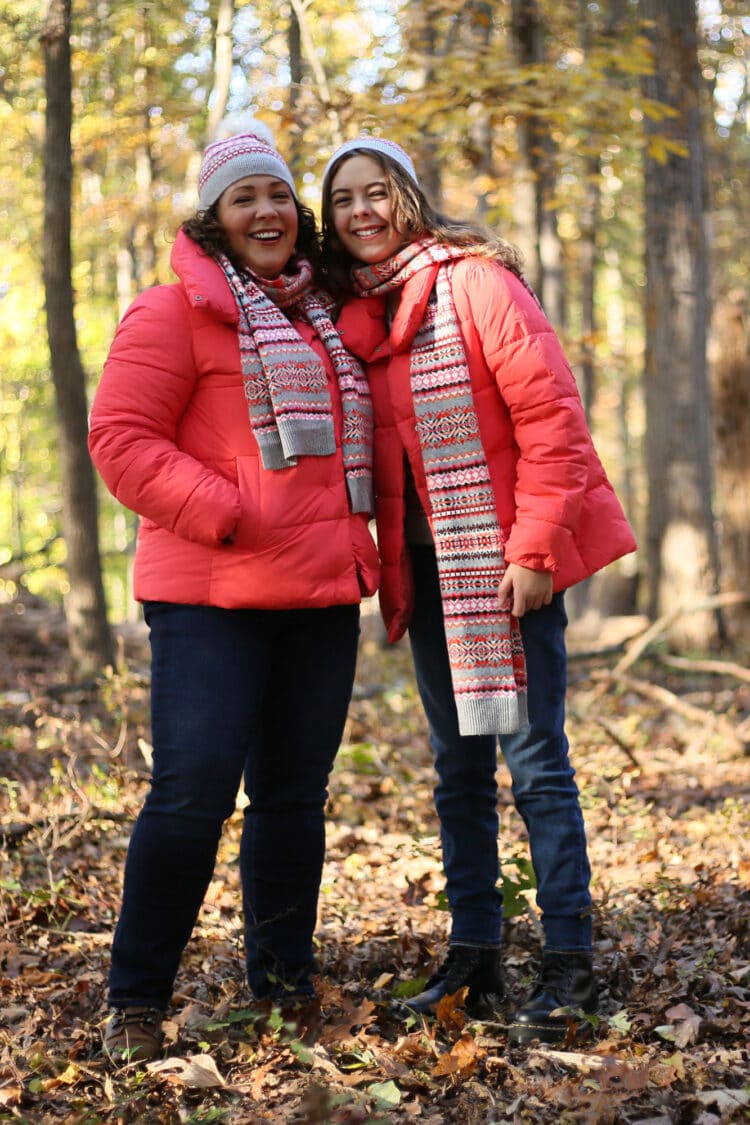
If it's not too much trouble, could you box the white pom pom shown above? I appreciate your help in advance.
[212,112,277,148]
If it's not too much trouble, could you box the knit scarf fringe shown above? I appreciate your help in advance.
[353,239,528,736]
[220,254,373,514]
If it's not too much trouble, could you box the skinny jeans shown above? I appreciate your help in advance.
[108,600,360,1009]
[407,545,592,952]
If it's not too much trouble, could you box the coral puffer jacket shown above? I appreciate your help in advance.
[337,255,636,642]
[89,231,379,610]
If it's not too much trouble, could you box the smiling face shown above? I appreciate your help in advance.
[216,175,298,278]
[328,154,408,266]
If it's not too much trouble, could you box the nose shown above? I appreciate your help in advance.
[254,195,279,218]
[351,193,373,218]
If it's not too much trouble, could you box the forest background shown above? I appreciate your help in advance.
[0,0,748,663]
[1,1,750,1123]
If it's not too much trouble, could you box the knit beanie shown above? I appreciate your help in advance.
[198,115,296,209]
[321,136,419,193]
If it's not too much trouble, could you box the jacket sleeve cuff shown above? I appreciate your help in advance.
[505,520,574,573]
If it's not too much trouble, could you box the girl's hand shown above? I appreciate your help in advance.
[497,563,553,618]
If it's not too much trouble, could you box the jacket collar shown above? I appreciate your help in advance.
[336,261,443,362]
[170,229,239,324]
[336,295,390,363]
[389,263,440,352]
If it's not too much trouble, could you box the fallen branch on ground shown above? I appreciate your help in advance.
[655,652,750,685]
[0,808,133,848]
[591,669,748,754]
[613,591,750,676]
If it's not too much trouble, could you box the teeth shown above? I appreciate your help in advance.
[252,231,281,241]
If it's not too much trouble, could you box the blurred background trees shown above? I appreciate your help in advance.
[1,0,748,671]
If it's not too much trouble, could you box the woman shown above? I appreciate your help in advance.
[320,137,636,1045]
[89,121,379,1062]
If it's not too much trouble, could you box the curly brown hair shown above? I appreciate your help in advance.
[181,198,324,282]
[321,148,524,298]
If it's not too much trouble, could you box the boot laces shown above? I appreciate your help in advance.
[109,1006,162,1032]
[535,952,591,1004]
[427,946,481,992]
[540,953,570,987]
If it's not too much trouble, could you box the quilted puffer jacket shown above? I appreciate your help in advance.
[89,231,379,609]
[336,255,636,642]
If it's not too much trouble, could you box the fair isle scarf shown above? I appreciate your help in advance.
[353,239,528,736]
[219,254,373,514]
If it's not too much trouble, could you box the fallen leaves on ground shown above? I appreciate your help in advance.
[1,601,749,1123]
[147,1053,227,1088]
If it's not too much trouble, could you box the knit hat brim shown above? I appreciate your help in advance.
[322,137,419,195]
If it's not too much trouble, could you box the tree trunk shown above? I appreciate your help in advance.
[289,0,342,148]
[603,249,636,525]
[576,0,630,422]
[709,291,750,649]
[400,3,444,205]
[132,11,157,287]
[578,159,600,423]
[41,0,114,674]
[465,1,494,222]
[179,0,235,203]
[206,0,234,142]
[510,0,565,330]
[287,2,304,180]
[641,0,720,645]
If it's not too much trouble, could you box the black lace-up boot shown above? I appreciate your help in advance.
[394,944,504,1018]
[508,950,598,1045]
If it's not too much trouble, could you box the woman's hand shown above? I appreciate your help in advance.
[497,563,553,618]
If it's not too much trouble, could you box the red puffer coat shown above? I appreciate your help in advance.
[89,231,379,609]
[337,255,636,642]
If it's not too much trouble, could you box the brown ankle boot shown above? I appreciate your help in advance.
[103,1006,164,1064]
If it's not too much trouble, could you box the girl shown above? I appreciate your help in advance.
[89,122,379,1062]
[321,136,636,1045]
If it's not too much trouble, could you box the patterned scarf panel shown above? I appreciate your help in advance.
[220,254,373,514]
[353,239,528,736]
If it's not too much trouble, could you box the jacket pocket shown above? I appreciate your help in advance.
[351,514,380,598]
[232,455,262,552]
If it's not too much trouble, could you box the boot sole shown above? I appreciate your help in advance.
[508,1019,594,1046]
[392,993,504,1021]
[391,998,436,1018]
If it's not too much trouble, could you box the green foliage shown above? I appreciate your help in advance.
[184,1108,230,1124]
[499,853,537,919]
[0,310,64,602]
[392,975,428,998]
[335,741,381,775]
[204,1008,263,1030]
[367,1079,402,1111]
[609,1009,633,1034]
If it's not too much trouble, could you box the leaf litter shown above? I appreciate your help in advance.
[1,601,749,1123]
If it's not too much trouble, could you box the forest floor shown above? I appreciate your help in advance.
[1,597,749,1125]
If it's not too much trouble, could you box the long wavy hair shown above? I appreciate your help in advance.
[321,148,525,298]
[182,197,324,282]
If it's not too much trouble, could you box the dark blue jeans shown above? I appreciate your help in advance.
[108,601,360,1009]
[408,545,592,952]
